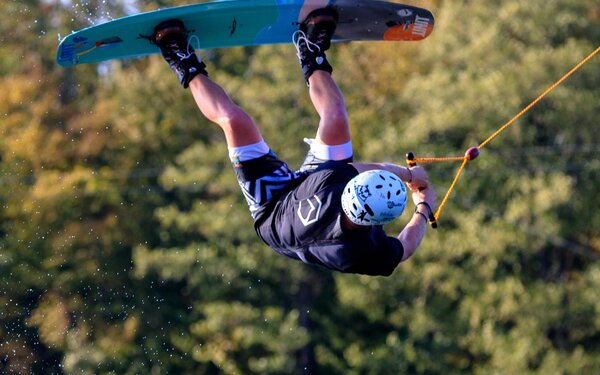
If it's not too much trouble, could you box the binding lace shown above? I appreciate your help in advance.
[292,30,321,60]
[175,34,201,60]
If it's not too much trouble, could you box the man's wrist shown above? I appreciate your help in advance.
[414,210,428,223]
[416,201,433,217]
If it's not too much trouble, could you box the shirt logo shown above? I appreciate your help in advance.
[297,195,322,226]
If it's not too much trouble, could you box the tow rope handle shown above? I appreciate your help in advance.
[402,45,599,228]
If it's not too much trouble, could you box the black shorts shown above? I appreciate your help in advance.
[232,150,308,220]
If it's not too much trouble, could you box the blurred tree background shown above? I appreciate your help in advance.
[1,0,599,373]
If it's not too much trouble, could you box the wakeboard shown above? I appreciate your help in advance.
[57,0,434,67]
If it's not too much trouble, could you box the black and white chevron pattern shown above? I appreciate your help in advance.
[239,165,304,215]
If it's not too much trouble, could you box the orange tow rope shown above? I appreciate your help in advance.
[407,45,600,228]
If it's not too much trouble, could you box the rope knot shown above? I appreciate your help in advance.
[465,147,480,161]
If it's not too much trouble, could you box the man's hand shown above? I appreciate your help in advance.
[406,166,429,192]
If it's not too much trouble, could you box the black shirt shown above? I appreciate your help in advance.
[255,162,404,276]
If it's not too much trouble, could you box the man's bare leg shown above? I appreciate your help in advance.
[153,19,263,149]
[188,75,263,148]
[294,8,353,171]
[307,71,350,146]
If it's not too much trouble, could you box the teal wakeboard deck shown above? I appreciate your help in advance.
[57,0,434,67]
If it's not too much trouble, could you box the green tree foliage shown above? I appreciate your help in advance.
[1,0,207,373]
[1,0,599,374]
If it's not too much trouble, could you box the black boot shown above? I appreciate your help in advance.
[152,19,208,88]
[293,8,338,82]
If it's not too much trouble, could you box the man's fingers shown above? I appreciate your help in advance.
[407,182,427,192]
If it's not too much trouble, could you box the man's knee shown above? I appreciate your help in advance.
[213,105,253,129]
[322,106,348,125]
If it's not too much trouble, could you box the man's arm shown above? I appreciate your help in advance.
[350,162,429,191]
[398,186,437,261]
[351,162,436,261]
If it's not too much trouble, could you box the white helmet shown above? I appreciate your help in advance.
[341,170,407,225]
